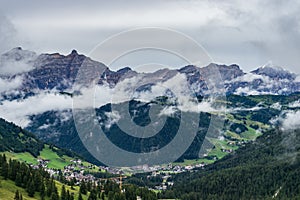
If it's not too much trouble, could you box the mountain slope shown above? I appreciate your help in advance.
[1,47,300,97]
[161,128,300,199]
[1,47,300,167]
[26,94,300,165]
[0,117,97,171]
[0,118,43,157]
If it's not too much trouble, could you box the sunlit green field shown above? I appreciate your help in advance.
[3,145,99,172]
[0,177,90,200]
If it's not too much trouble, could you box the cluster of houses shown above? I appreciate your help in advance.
[30,157,209,190]
[124,163,207,191]
[30,158,125,185]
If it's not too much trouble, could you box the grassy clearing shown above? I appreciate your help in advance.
[39,145,72,169]
[55,180,89,200]
[0,177,41,200]
[207,147,228,159]
[241,127,262,140]
[0,176,91,200]
[2,145,98,171]
[3,145,72,170]
[173,158,215,166]
[4,151,38,165]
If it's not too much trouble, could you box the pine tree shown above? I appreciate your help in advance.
[1,161,8,179]
[78,192,83,200]
[101,192,105,200]
[79,181,87,195]
[66,190,70,200]
[69,192,75,200]
[88,189,97,200]
[61,185,67,200]
[70,178,75,190]
[46,178,53,197]
[34,172,43,192]
[108,191,114,200]
[15,172,23,187]
[14,190,20,200]
[51,192,59,200]
[114,192,126,200]
[40,182,46,200]
[87,181,92,192]
[27,179,35,197]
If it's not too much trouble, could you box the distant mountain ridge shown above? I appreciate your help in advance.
[1,47,300,166]
[0,47,299,96]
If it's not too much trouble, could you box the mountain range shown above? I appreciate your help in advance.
[1,47,300,98]
[1,47,300,166]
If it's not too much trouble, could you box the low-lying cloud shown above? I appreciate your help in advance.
[0,76,23,93]
[273,110,300,131]
[1,72,226,127]
[289,100,300,108]
[0,91,72,127]
[0,48,37,76]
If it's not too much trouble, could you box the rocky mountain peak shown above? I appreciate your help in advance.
[251,62,296,80]
[201,63,244,81]
[178,65,199,74]
[117,67,132,74]
[1,47,37,61]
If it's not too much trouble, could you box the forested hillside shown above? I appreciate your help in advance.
[0,154,157,200]
[0,118,44,157]
[160,128,300,200]
[0,118,159,200]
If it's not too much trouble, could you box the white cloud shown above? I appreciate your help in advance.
[104,111,121,129]
[274,110,300,130]
[0,15,18,54]
[271,102,282,110]
[159,106,177,117]
[0,76,23,93]
[0,91,72,127]
[0,59,34,75]
[225,73,271,84]
[289,100,300,108]
[0,70,216,128]
[234,86,272,96]
[0,48,37,75]
[76,73,225,117]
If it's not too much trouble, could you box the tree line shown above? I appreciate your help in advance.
[159,129,300,200]
[0,154,157,200]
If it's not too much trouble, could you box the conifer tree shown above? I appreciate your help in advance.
[15,172,22,187]
[51,192,59,200]
[14,190,20,200]
[79,181,87,195]
[101,192,105,200]
[88,189,97,200]
[78,192,83,200]
[61,185,67,200]
[40,182,46,200]
[27,179,35,197]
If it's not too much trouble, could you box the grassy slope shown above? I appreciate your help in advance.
[175,113,265,166]
[4,145,99,172]
[0,177,37,200]
[0,177,91,200]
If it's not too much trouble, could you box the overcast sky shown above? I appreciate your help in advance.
[0,0,299,73]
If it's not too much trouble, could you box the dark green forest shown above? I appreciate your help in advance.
[159,128,300,199]
[0,118,157,200]
[0,118,44,157]
[27,94,300,165]
[0,153,157,200]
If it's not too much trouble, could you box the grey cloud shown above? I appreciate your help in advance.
[0,14,17,54]
[0,0,300,73]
